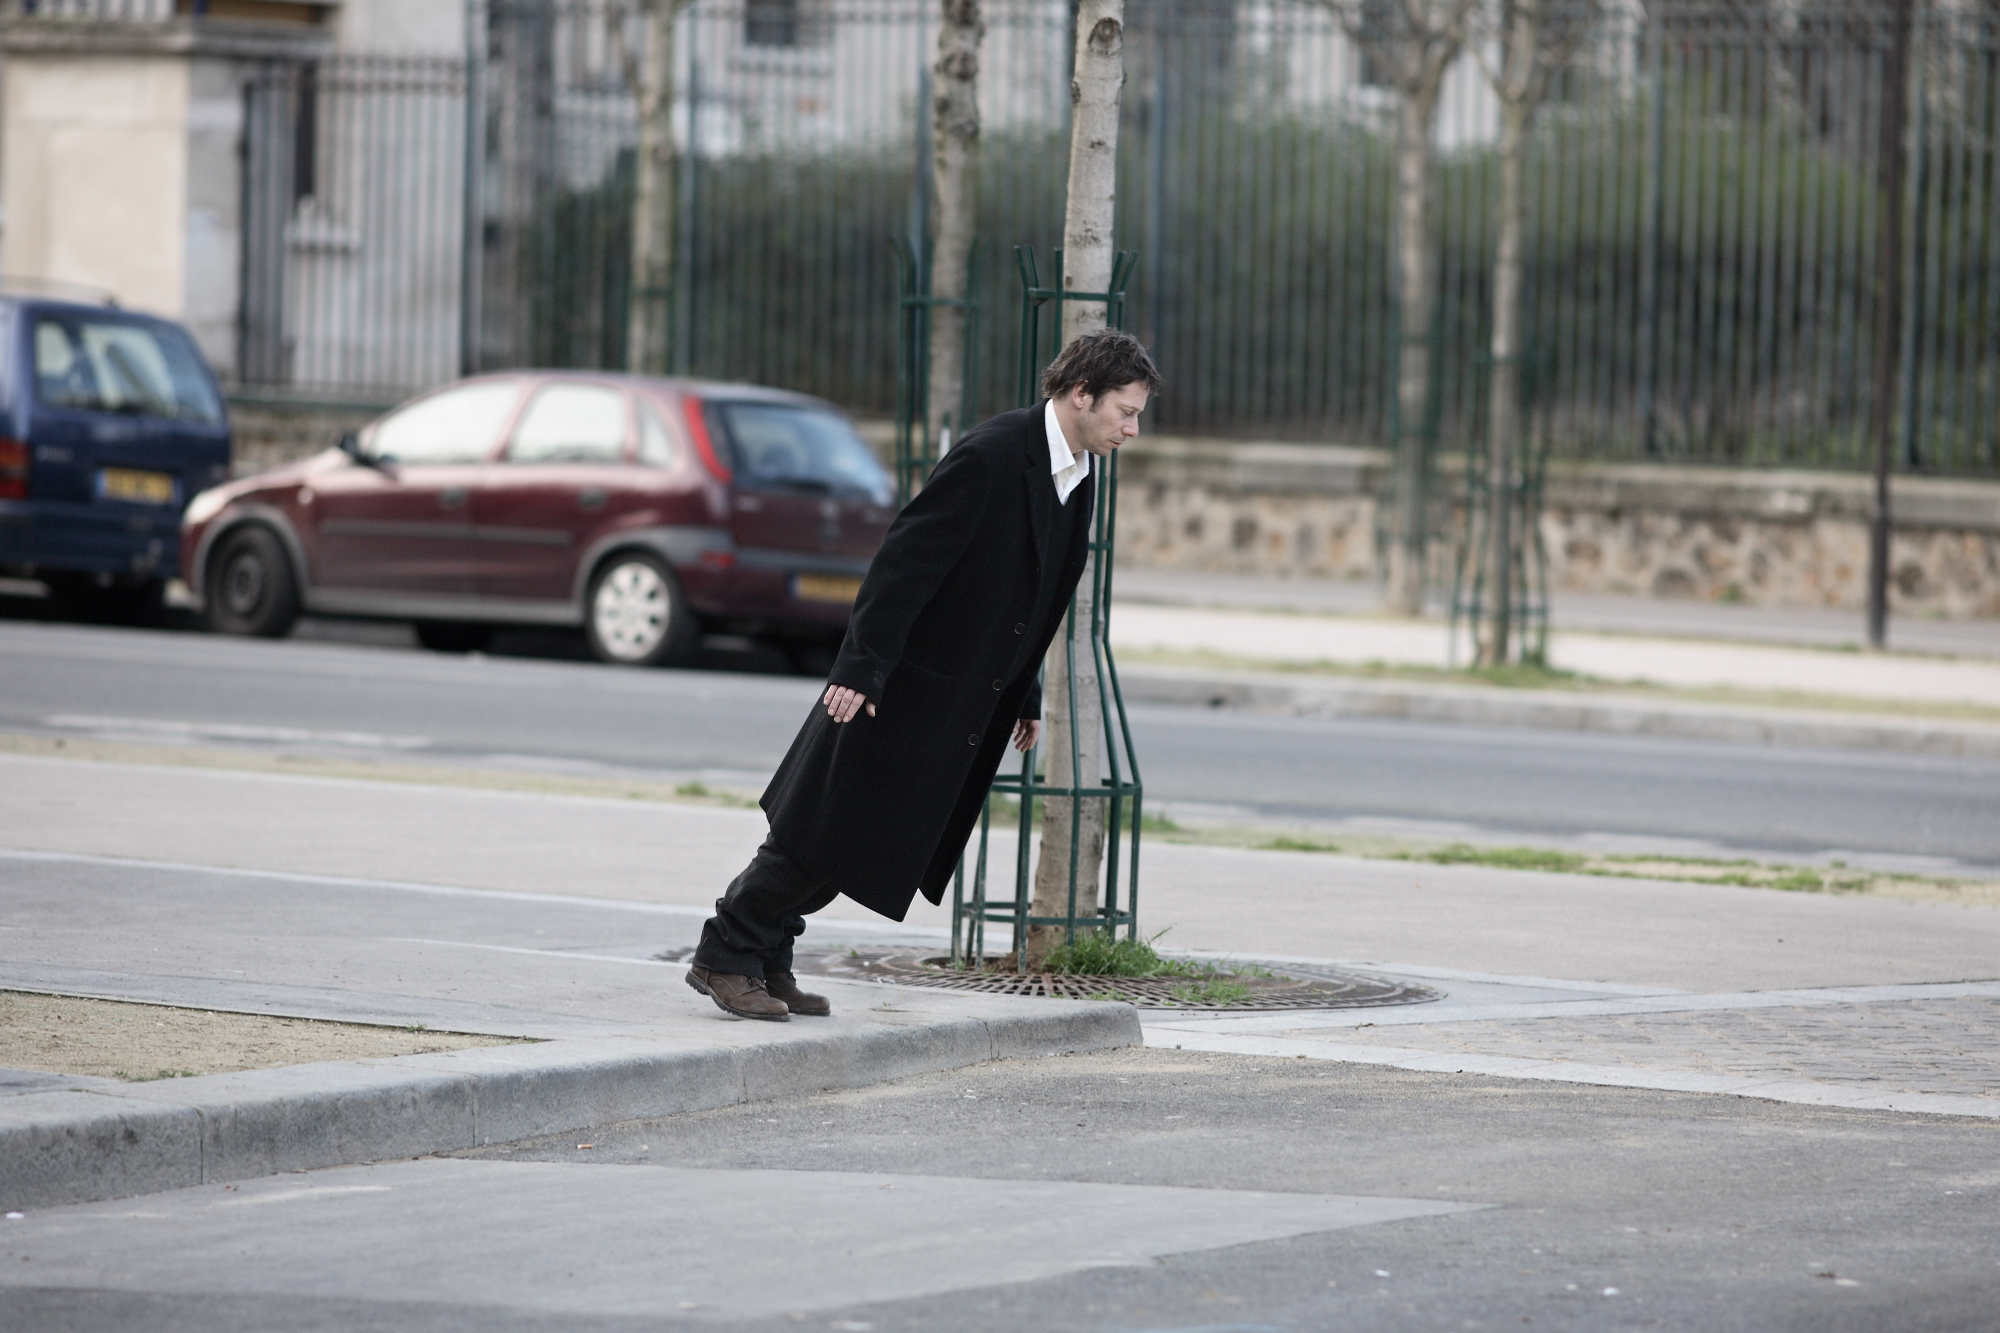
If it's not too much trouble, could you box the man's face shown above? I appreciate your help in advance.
[1068,381,1150,458]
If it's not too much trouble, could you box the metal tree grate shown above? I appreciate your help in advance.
[792,951,1441,1013]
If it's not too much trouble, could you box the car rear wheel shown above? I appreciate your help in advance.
[584,552,697,667]
[206,526,299,638]
[413,621,492,654]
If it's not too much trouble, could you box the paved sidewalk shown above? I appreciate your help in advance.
[1147,972,2000,1119]
[0,770,1139,1209]
[4,750,1997,1218]
[1109,602,2000,708]
[1115,566,2000,658]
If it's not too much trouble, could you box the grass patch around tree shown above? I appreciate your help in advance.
[1209,830,1999,904]
[1041,930,1215,979]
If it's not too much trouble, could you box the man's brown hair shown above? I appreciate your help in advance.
[1040,328,1163,403]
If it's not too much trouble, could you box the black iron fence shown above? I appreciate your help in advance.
[222,0,2000,476]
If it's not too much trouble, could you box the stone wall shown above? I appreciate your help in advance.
[1115,440,1385,581]
[226,394,391,477]
[1114,436,2000,619]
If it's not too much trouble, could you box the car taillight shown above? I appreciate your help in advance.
[681,396,732,482]
[0,439,27,500]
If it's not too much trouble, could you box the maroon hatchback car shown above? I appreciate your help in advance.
[180,373,895,666]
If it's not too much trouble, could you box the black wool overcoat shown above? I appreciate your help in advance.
[760,404,1094,921]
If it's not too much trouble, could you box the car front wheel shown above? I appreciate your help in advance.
[584,552,697,667]
[206,526,299,638]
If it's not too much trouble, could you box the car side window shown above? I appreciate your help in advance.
[369,381,521,464]
[636,402,677,467]
[508,384,628,464]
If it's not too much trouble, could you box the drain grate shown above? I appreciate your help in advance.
[788,951,1442,1012]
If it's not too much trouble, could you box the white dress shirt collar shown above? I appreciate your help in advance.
[1043,398,1089,506]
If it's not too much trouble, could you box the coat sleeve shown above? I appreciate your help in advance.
[827,441,996,703]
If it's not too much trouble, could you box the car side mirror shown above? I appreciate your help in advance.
[338,432,392,472]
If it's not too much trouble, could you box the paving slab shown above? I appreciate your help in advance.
[1145,971,2000,1119]
[0,1158,1480,1322]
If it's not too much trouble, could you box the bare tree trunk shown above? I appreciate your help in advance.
[926,0,984,451]
[1386,83,1445,616]
[1868,0,1914,649]
[1027,0,1124,968]
[626,1,680,375]
[1469,0,1596,665]
[1321,0,1476,618]
[1478,103,1532,667]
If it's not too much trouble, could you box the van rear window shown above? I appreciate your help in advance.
[33,316,224,426]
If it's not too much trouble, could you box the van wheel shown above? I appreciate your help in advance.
[584,552,697,667]
[206,527,299,638]
[414,621,492,653]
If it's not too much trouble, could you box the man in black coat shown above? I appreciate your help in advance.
[686,329,1162,1020]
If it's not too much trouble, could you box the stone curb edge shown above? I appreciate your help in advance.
[1118,664,2000,758]
[0,1002,1140,1213]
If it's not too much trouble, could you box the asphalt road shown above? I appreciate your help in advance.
[3,612,1998,868]
[10,1049,1993,1332]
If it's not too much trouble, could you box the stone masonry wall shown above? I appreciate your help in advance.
[1115,437,2000,619]
[1115,442,1384,581]
[228,396,388,477]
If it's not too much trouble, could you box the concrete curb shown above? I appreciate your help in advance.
[0,1001,1139,1212]
[1119,663,2000,758]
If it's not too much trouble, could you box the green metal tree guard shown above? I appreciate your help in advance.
[947,245,1145,972]
[1448,349,1550,667]
[891,236,981,507]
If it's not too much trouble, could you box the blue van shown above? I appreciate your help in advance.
[0,296,231,615]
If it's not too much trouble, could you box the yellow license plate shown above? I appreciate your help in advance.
[792,573,862,605]
[99,468,176,505]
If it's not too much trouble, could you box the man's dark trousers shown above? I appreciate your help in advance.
[692,834,837,978]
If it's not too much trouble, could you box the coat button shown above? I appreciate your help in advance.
[967,734,979,746]
[992,679,1004,691]
[1013,623,1025,635]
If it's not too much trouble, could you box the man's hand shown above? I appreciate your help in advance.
[1013,718,1040,752]
[823,684,876,723]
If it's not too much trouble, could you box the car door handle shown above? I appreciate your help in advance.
[439,487,468,510]
[578,488,607,511]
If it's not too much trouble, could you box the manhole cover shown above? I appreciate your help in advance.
[787,950,1442,1012]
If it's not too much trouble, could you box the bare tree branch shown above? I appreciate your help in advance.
[605,0,644,114]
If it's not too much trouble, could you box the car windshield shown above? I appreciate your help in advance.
[368,380,522,465]
[33,315,223,426]
[713,403,891,504]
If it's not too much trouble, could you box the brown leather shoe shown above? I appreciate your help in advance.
[685,965,789,1021]
[765,970,831,1017]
